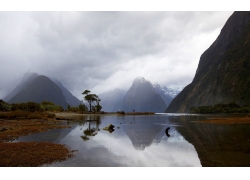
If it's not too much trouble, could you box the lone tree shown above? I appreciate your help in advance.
[82,90,102,112]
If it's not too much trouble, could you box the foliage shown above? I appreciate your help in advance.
[82,90,102,112]
[190,102,250,114]
[40,101,63,112]
[0,100,63,112]
[0,100,11,111]
[66,103,88,113]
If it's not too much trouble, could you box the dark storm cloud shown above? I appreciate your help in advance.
[0,11,233,99]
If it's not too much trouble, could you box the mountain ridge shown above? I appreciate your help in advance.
[166,12,250,113]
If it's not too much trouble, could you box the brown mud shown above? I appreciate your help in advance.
[0,116,76,167]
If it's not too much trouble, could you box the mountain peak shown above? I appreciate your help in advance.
[122,77,167,112]
[133,77,153,87]
[133,77,147,83]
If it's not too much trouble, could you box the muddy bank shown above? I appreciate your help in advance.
[0,142,76,167]
[0,117,76,167]
[0,118,70,142]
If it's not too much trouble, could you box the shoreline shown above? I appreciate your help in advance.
[0,116,76,167]
[55,111,155,119]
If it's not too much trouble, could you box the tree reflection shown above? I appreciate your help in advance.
[81,116,101,141]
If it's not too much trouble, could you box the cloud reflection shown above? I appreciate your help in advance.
[56,122,201,166]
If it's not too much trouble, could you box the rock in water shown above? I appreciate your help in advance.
[103,124,115,133]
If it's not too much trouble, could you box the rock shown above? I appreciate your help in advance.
[103,124,115,133]
[103,124,115,130]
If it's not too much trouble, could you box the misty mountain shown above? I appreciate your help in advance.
[52,79,81,107]
[166,12,250,113]
[122,77,167,112]
[98,88,126,112]
[4,72,81,109]
[153,83,173,107]
[9,75,69,108]
[3,71,39,102]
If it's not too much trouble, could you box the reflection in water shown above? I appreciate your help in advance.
[15,114,201,167]
[170,115,250,167]
[81,116,101,141]
[123,122,164,150]
[165,127,170,137]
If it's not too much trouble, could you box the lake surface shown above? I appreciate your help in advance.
[15,113,250,167]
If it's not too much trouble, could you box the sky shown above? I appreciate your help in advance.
[0,10,234,100]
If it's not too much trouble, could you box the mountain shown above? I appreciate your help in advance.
[4,71,81,109]
[52,79,81,107]
[153,83,173,107]
[98,88,126,112]
[122,77,167,112]
[8,75,69,108]
[162,86,182,98]
[3,71,39,102]
[166,12,250,113]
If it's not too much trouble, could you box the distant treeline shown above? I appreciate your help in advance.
[190,102,250,114]
[0,99,87,112]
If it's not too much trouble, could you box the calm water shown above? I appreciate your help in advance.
[16,113,250,166]
[15,113,202,167]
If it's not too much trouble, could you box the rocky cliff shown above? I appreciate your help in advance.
[166,12,250,113]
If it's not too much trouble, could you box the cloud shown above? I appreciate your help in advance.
[0,11,233,99]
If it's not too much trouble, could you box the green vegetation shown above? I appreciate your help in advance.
[0,99,63,112]
[0,99,88,114]
[67,103,88,113]
[82,90,102,112]
[190,102,250,114]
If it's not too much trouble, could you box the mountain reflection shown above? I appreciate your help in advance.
[123,121,165,150]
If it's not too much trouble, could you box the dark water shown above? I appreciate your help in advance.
[15,113,250,167]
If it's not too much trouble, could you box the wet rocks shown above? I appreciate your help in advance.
[103,124,115,133]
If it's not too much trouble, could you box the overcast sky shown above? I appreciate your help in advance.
[0,11,233,99]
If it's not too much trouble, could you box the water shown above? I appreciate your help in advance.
[15,114,202,167]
